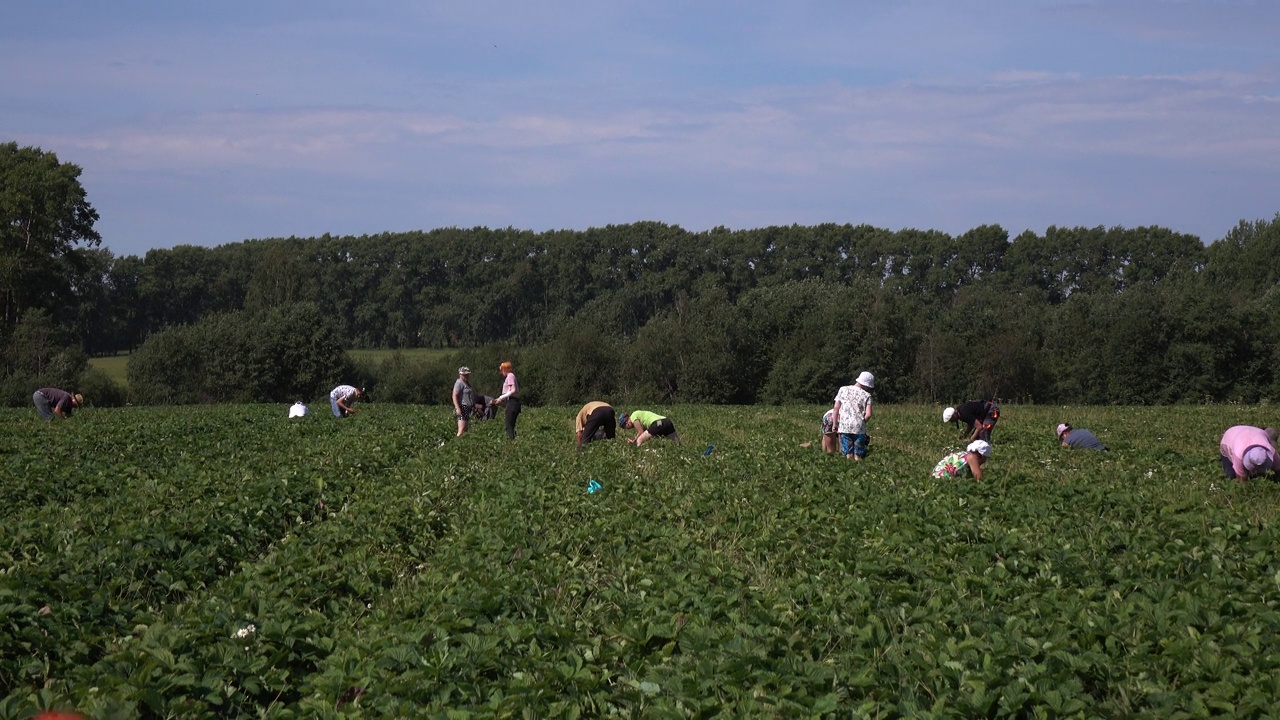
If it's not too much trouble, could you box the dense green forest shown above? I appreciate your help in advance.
[5,142,1280,406]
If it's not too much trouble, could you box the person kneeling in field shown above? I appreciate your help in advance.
[1219,425,1279,482]
[618,410,680,446]
[932,440,991,481]
[1056,423,1107,450]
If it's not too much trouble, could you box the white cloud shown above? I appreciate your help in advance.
[6,0,1279,253]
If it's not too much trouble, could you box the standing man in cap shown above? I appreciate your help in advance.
[1219,425,1279,481]
[452,367,475,436]
[832,371,875,460]
[33,387,83,420]
[943,400,1000,442]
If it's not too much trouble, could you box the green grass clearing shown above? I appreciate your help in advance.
[87,353,130,386]
[348,347,457,364]
[89,348,461,388]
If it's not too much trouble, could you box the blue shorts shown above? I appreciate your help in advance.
[840,433,869,458]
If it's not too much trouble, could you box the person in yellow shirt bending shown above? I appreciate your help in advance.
[617,409,681,446]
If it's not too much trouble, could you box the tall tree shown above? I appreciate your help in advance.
[0,143,101,334]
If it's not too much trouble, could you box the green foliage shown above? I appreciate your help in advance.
[3,404,1280,716]
[0,143,101,335]
[10,189,1280,406]
[0,308,90,406]
[524,304,624,405]
[75,366,126,408]
[124,322,205,403]
[364,350,458,405]
[127,303,351,404]
[352,344,526,406]
[745,280,867,404]
[1202,213,1280,299]
[81,216,1280,405]
[12,142,1280,409]
[624,292,756,404]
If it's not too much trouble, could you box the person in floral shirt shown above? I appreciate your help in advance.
[820,407,838,453]
[832,371,875,460]
[931,440,991,481]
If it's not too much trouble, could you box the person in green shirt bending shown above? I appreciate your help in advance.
[618,410,681,446]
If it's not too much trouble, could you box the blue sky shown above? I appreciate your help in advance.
[4,0,1278,258]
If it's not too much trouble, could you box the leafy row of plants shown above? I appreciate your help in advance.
[2,403,1279,717]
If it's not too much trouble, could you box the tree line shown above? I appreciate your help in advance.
[5,142,1280,406]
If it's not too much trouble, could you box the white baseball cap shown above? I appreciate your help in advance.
[942,407,956,423]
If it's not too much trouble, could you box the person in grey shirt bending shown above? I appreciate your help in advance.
[1056,423,1107,451]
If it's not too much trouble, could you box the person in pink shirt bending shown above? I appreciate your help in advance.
[1218,425,1280,481]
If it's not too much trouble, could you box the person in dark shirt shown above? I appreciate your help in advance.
[473,396,498,421]
[1056,423,1107,451]
[575,401,616,448]
[33,387,83,420]
[943,400,1000,442]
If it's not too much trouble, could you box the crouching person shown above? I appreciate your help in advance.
[1219,425,1279,482]
[931,440,991,481]
[618,410,681,447]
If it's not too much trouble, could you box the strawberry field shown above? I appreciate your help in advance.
[3,403,1280,718]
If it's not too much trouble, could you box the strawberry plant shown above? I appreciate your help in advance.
[2,403,1279,717]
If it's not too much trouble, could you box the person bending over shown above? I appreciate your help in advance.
[1219,425,1279,482]
[575,401,616,448]
[329,385,362,418]
[33,387,82,420]
[618,410,681,447]
[1056,423,1107,450]
[943,400,1000,442]
[931,440,991,481]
